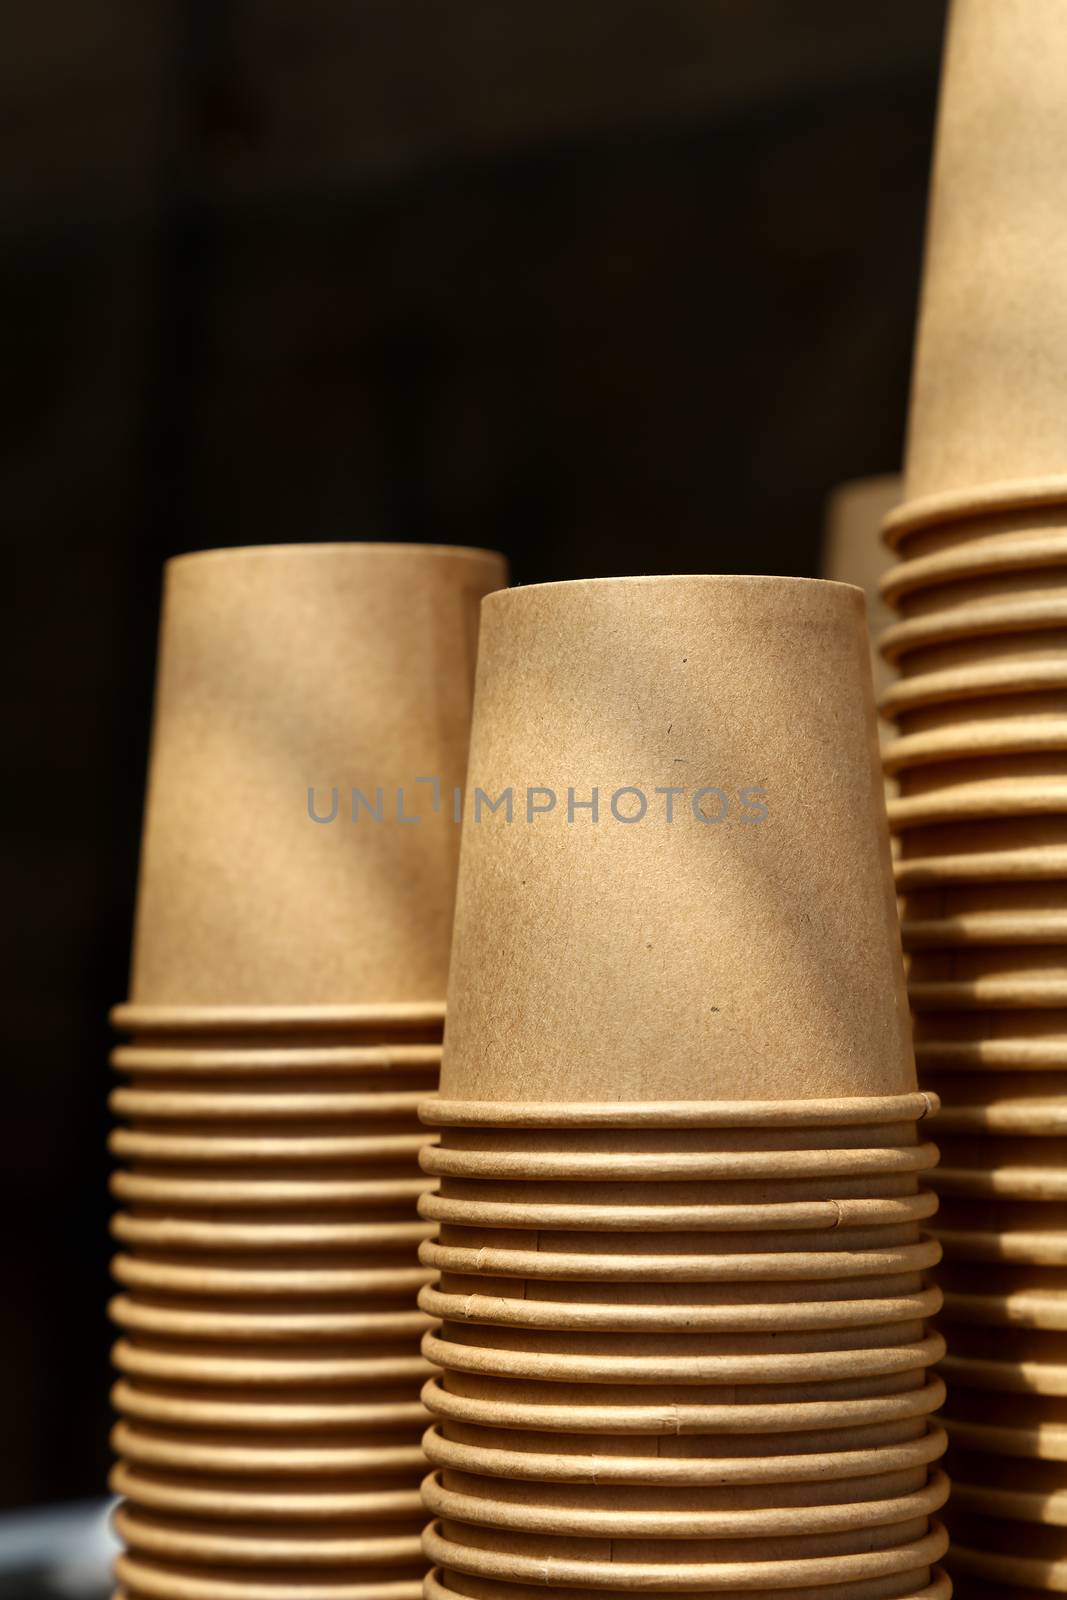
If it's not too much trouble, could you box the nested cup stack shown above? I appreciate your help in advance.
[877,2,1067,1592]
[108,543,507,1600]
[419,577,950,1600]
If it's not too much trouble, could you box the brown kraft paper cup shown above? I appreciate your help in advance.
[125,543,506,1012]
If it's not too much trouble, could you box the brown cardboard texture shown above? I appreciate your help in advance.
[128,543,506,1007]
[441,577,912,1104]
[903,0,1067,503]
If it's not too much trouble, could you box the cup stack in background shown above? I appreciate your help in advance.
[108,543,507,1600]
[877,3,1067,1592]
[419,577,950,1600]
[822,475,902,717]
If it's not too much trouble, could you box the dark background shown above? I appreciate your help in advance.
[3,0,946,1510]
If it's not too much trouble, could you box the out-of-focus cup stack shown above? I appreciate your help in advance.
[419,577,951,1600]
[108,543,506,1600]
[877,3,1067,1592]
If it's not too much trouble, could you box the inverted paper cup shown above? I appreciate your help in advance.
[439,578,911,1107]
[887,649,1067,706]
[898,0,1067,502]
[422,1373,946,1438]
[423,1516,948,1591]
[421,1466,948,1539]
[420,1138,938,1185]
[112,1381,429,1434]
[112,1338,433,1388]
[913,1009,1067,1071]
[125,543,505,1010]
[114,1504,425,1566]
[882,524,1067,604]
[419,1231,943,1285]
[427,1270,930,1312]
[110,1128,435,1166]
[420,1326,943,1388]
[891,777,1067,835]
[115,1555,424,1600]
[111,1462,426,1522]
[111,1253,435,1299]
[418,1187,937,1236]
[418,1281,942,1336]
[424,1566,952,1600]
[110,1173,436,1210]
[939,1275,1067,1331]
[109,1296,434,1343]
[112,1040,444,1078]
[421,1422,947,1487]
[112,1421,427,1478]
[110,1216,434,1253]
[111,1086,429,1121]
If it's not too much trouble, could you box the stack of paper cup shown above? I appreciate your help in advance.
[419,577,950,1600]
[878,2,1067,1592]
[108,543,507,1600]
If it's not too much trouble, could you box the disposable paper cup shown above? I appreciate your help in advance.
[110,1172,436,1209]
[884,720,1067,776]
[931,1098,1067,1135]
[418,1232,944,1284]
[881,599,1067,669]
[111,1253,435,1298]
[109,1296,434,1343]
[432,1270,931,1310]
[115,1555,424,1600]
[110,1216,434,1253]
[426,1319,933,1360]
[112,1381,429,1434]
[421,1467,949,1540]
[112,1421,427,1478]
[113,1504,425,1566]
[421,1373,946,1438]
[890,777,1067,832]
[417,1282,942,1336]
[422,1517,948,1590]
[420,1327,944,1387]
[891,571,1067,630]
[110,1128,435,1166]
[112,1338,434,1388]
[422,1098,936,1131]
[882,527,1067,606]
[912,1009,1067,1071]
[421,1422,947,1487]
[124,544,505,1011]
[110,1462,426,1522]
[931,1160,1067,1201]
[424,1566,952,1600]
[897,0,1067,502]
[417,1188,937,1235]
[112,1003,448,1037]
[111,1041,444,1078]
[440,578,912,1107]
[419,1140,939,1184]
[110,1086,428,1121]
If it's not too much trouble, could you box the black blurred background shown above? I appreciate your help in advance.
[3,0,945,1511]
